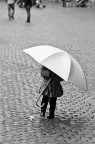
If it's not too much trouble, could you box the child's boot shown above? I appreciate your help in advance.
[40,96,49,118]
[40,109,45,117]
[47,109,55,119]
[47,97,57,119]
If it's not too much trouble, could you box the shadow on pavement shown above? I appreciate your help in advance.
[32,114,87,132]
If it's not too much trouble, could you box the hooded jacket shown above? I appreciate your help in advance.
[40,66,63,97]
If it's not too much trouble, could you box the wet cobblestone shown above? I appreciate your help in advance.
[0,1,95,144]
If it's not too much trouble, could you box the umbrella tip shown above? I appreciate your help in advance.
[67,45,72,52]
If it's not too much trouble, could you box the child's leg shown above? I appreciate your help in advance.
[41,96,49,117]
[47,97,57,119]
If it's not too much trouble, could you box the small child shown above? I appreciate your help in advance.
[40,66,63,119]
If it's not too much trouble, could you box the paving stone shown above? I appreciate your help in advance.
[0,1,95,144]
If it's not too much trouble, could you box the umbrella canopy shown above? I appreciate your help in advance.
[23,45,88,91]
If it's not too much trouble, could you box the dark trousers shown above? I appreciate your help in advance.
[62,0,66,7]
[8,4,15,18]
[41,96,57,115]
[25,5,31,22]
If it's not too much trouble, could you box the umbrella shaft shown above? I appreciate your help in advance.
[36,78,51,108]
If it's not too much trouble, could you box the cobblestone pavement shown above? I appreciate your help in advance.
[0,1,95,144]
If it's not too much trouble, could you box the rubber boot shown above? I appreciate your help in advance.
[47,109,55,119]
[47,97,57,119]
[40,109,46,118]
[40,96,49,118]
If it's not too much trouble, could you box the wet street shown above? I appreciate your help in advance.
[0,1,95,144]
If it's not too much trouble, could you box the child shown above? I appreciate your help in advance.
[7,0,16,20]
[40,66,63,119]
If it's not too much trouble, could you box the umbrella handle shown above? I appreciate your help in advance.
[36,78,51,108]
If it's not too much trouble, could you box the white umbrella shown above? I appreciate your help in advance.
[23,45,88,91]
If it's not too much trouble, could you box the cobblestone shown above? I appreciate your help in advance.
[0,1,95,144]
